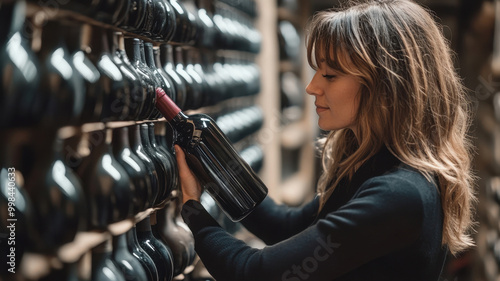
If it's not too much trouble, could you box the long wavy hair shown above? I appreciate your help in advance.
[306,0,476,255]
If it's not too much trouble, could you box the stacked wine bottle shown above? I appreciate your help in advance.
[0,0,265,280]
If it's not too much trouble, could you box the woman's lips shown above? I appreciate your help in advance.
[315,105,329,113]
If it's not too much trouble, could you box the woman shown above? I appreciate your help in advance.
[174,0,477,280]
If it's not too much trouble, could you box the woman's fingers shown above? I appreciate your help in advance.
[174,145,192,178]
[174,145,202,203]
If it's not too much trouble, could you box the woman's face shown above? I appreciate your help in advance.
[306,58,362,133]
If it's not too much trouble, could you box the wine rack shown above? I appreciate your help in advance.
[0,0,267,280]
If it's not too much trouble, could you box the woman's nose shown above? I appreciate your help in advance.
[306,75,320,96]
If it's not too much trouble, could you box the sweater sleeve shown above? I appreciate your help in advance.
[239,196,320,245]
[181,175,425,281]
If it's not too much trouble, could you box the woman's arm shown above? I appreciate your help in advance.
[240,195,319,245]
[174,144,318,244]
[181,174,426,281]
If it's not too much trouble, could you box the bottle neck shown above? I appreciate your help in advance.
[112,233,128,253]
[144,42,156,69]
[90,27,110,56]
[174,46,184,66]
[185,49,193,65]
[155,88,186,122]
[40,20,65,59]
[51,136,65,161]
[148,123,158,147]
[130,38,142,64]
[91,238,112,269]
[92,238,112,255]
[101,30,110,54]
[154,47,163,69]
[127,226,140,246]
[0,0,25,44]
[197,0,211,11]
[140,41,147,64]
[140,124,152,148]
[112,126,130,150]
[150,212,158,226]
[89,129,112,155]
[128,125,142,150]
[160,44,171,67]
[63,21,83,53]
[136,216,152,232]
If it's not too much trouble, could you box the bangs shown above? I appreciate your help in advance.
[306,11,353,74]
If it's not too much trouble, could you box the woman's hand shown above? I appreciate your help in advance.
[174,145,202,204]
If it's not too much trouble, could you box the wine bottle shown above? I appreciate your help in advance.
[156,198,195,276]
[200,51,226,105]
[38,20,86,127]
[278,20,301,60]
[136,215,175,281]
[168,0,190,43]
[180,0,202,45]
[125,38,156,120]
[153,122,179,192]
[89,27,129,122]
[184,48,206,109]
[77,129,134,230]
[155,121,174,152]
[193,50,218,107]
[144,42,175,119]
[0,0,40,128]
[140,124,170,206]
[129,124,159,208]
[138,0,155,37]
[239,144,264,174]
[93,0,127,25]
[24,132,85,252]
[64,23,103,124]
[153,46,177,105]
[159,0,176,42]
[224,57,246,97]
[119,0,146,32]
[149,123,176,200]
[91,238,126,281]
[195,0,215,49]
[112,126,151,213]
[126,226,159,281]
[150,0,169,40]
[112,233,149,281]
[174,46,201,110]
[110,32,145,120]
[160,44,187,110]
[155,88,268,221]
[213,55,235,101]
[212,7,231,49]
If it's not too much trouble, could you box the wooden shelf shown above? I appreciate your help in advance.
[280,60,301,73]
[277,7,301,26]
[281,120,308,149]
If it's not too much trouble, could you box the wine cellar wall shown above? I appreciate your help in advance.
[0,0,276,280]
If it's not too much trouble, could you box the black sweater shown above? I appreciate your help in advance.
[181,147,448,281]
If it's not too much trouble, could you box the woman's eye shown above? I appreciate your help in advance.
[322,74,336,80]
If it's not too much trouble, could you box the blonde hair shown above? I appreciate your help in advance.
[306,0,476,255]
